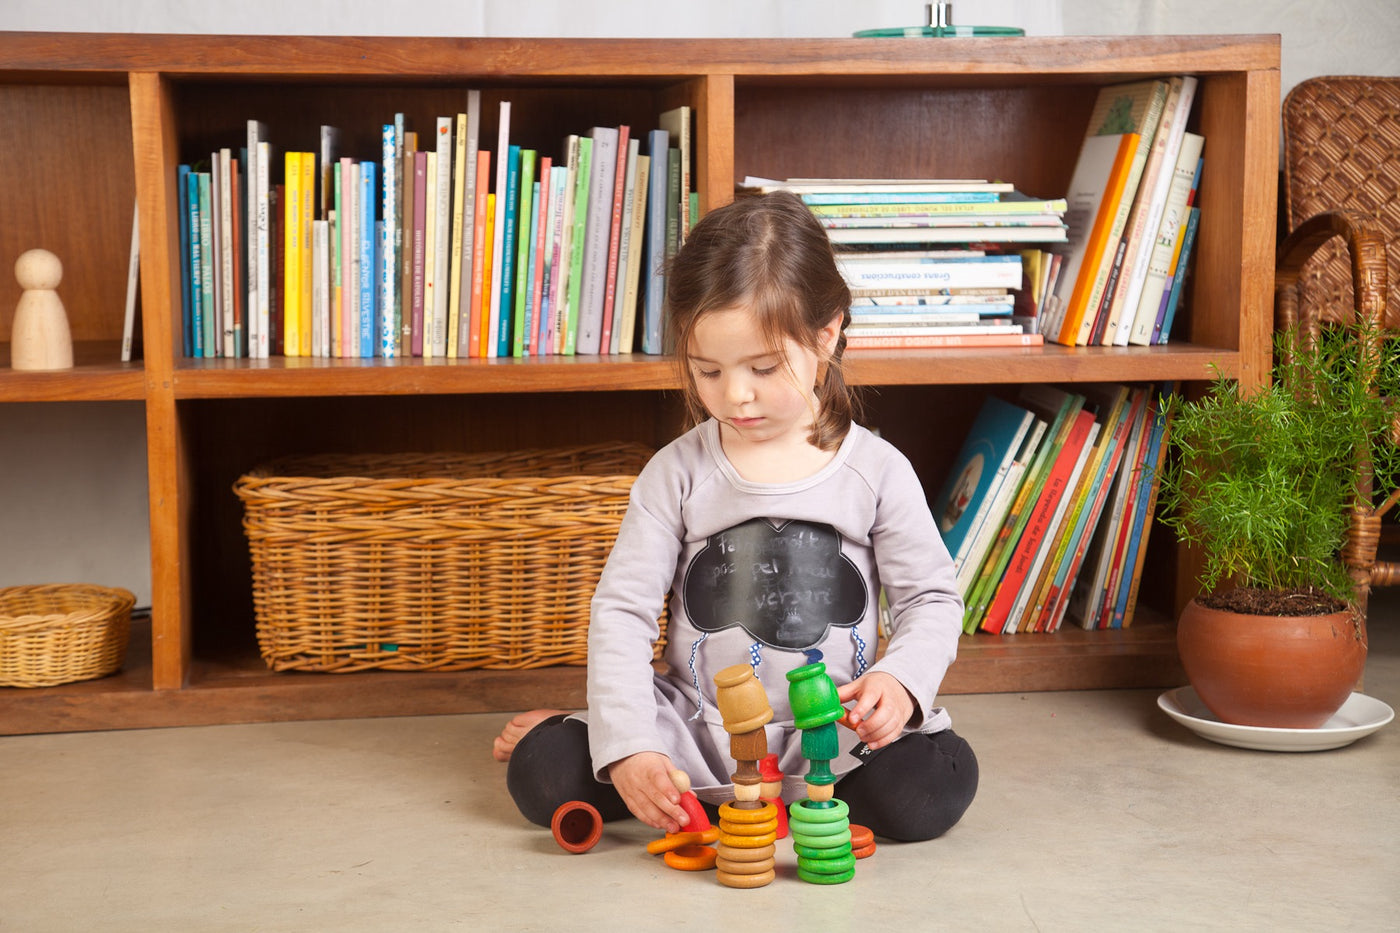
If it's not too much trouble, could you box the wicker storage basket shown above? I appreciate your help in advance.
[233,443,657,673]
[0,584,135,688]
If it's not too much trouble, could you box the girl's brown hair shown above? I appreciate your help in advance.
[665,190,859,450]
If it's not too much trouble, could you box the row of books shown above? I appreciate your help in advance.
[177,98,696,359]
[749,177,1068,349]
[931,382,1173,634]
[1045,75,1205,347]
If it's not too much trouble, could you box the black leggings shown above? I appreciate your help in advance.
[505,714,978,843]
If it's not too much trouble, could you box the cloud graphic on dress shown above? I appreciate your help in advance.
[682,518,867,650]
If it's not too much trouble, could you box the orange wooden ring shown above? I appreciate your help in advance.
[714,842,776,863]
[645,830,705,855]
[718,830,778,849]
[718,801,777,824]
[720,816,779,836]
[716,868,776,889]
[663,844,718,871]
[849,824,875,849]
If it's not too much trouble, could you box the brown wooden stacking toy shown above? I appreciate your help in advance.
[712,663,777,888]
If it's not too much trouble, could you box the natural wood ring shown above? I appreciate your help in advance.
[716,868,776,888]
[713,843,775,863]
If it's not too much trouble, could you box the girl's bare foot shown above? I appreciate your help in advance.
[492,709,570,762]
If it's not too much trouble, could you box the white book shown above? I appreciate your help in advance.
[431,117,452,357]
[551,135,580,354]
[1112,76,1198,346]
[120,199,139,362]
[422,150,438,358]
[209,150,225,356]
[338,157,354,358]
[575,126,618,355]
[487,100,511,357]
[254,140,272,359]
[617,152,650,356]
[453,90,481,358]
[836,255,1022,290]
[312,219,329,357]
[379,123,399,358]
[245,120,267,358]
[609,138,641,354]
[1128,131,1205,345]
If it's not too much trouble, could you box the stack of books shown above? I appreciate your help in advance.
[930,382,1173,634]
[745,177,1067,348]
[176,99,696,360]
[1043,76,1206,347]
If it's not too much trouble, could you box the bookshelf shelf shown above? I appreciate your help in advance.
[0,31,1278,734]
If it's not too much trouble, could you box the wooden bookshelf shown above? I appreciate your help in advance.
[0,32,1279,734]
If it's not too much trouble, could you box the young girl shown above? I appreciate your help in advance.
[494,190,977,843]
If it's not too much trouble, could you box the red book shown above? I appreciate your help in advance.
[597,125,630,353]
[980,408,1096,634]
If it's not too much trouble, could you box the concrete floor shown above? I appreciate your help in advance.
[4,607,1398,932]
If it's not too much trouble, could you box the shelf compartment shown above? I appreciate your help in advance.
[0,341,144,401]
[0,615,1184,735]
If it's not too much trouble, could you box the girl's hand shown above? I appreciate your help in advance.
[837,671,915,750]
[607,751,690,833]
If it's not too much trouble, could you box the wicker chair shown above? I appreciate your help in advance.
[1275,75,1400,606]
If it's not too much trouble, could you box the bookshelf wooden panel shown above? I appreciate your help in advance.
[0,32,1280,733]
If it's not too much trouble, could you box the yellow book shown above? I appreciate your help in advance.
[299,151,315,357]
[283,151,303,356]
[478,192,495,357]
[447,112,468,358]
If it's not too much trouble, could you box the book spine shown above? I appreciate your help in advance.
[511,149,538,357]
[197,171,216,358]
[1130,132,1205,346]
[379,123,399,358]
[576,128,618,355]
[529,157,553,356]
[641,128,669,354]
[1155,205,1200,345]
[845,332,1044,349]
[359,163,377,358]
[339,158,355,357]
[599,125,631,354]
[487,101,512,358]
[837,256,1022,291]
[456,92,481,359]
[398,125,416,355]
[447,111,468,359]
[177,166,192,358]
[563,136,593,354]
[432,117,452,357]
[479,193,496,357]
[497,145,521,357]
[411,151,427,357]
[468,149,491,359]
[618,149,649,355]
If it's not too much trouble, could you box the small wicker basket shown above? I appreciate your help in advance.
[233,443,659,674]
[0,584,136,688]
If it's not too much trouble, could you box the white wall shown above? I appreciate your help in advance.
[1,1,1395,608]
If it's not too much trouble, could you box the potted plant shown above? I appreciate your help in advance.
[1156,313,1400,728]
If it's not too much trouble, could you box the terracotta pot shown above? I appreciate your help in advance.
[550,800,603,854]
[1176,598,1367,728]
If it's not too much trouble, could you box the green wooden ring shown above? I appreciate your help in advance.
[797,852,857,876]
[790,828,851,849]
[789,798,849,822]
[793,842,854,860]
[797,866,856,885]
